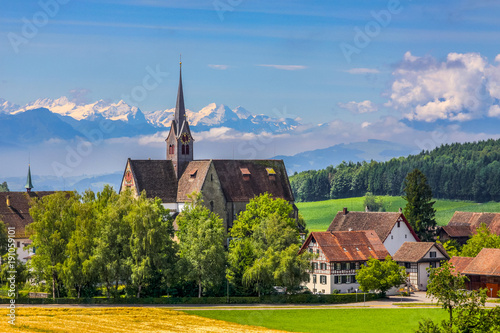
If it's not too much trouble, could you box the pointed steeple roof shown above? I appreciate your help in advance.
[175,62,186,127]
[25,164,34,192]
[174,60,191,137]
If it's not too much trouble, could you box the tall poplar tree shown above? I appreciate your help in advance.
[402,169,437,241]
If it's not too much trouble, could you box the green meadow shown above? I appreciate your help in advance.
[189,308,448,333]
[296,196,500,232]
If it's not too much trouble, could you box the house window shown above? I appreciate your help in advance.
[320,275,327,284]
[341,275,347,284]
[355,262,360,270]
[336,263,341,271]
[405,234,407,239]
[341,262,347,270]
[320,263,326,270]
[334,276,339,284]
[397,221,400,228]
[309,248,313,253]
[351,275,357,283]
[345,262,351,270]
[346,275,351,283]
[211,174,213,181]
[391,235,394,239]
[316,249,320,254]
[313,262,318,270]
[16,241,20,248]
[404,263,411,269]
[313,275,317,284]
[210,201,214,212]
[186,144,190,155]
[429,251,437,258]
[430,262,437,268]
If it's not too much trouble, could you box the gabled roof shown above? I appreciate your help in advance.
[449,256,474,274]
[126,159,178,203]
[299,230,389,262]
[327,211,420,242]
[212,159,294,202]
[443,212,500,237]
[393,242,449,263]
[0,191,55,238]
[177,160,211,202]
[460,248,500,277]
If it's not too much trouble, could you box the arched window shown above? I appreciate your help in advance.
[210,201,214,212]
[186,144,190,155]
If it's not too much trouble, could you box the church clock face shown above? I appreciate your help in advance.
[125,170,133,185]
[181,133,190,144]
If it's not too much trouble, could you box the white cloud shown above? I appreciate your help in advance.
[338,100,378,114]
[208,64,229,70]
[346,68,380,74]
[387,51,500,122]
[257,64,307,71]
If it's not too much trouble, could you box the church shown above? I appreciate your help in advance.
[119,63,297,231]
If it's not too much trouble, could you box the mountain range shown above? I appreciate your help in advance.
[0,97,299,146]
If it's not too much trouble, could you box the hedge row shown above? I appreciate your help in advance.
[0,293,380,305]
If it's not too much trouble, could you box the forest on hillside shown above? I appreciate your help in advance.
[290,139,500,203]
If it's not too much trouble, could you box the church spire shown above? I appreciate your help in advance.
[174,59,186,134]
[25,164,33,193]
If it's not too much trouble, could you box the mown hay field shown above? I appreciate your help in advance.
[1,307,287,333]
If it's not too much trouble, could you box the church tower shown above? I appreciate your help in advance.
[166,60,194,178]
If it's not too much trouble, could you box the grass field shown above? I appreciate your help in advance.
[190,308,448,333]
[1,307,285,333]
[297,196,500,232]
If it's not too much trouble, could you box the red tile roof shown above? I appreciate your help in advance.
[461,248,500,277]
[126,159,178,203]
[299,230,390,262]
[442,212,500,238]
[177,161,211,202]
[327,211,420,242]
[449,256,475,275]
[393,242,449,263]
[212,160,294,202]
[0,191,55,238]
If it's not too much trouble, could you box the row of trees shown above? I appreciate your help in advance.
[291,138,500,202]
[5,188,310,299]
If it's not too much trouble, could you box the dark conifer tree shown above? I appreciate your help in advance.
[402,169,437,241]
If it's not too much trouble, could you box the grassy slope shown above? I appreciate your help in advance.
[297,196,500,232]
[190,308,448,333]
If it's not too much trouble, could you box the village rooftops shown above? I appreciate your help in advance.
[451,248,500,277]
[0,191,55,238]
[299,230,390,262]
[327,210,420,243]
[393,242,449,263]
[441,212,500,238]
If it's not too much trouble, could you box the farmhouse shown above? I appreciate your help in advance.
[327,209,420,255]
[439,212,500,245]
[393,242,449,291]
[298,230,389,294]
[0,167,54,262]
[120,63,296,231]
[449,248,500,298]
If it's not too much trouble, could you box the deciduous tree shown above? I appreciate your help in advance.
[356,256,405,296]
[460,223,500,257]
[177,192,226,298]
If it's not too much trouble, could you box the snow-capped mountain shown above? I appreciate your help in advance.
[0,98,20,113]
[12,97,147,123]
[146,103,299,133]
[2,97,300,139]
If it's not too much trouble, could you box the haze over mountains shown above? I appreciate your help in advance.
[0,96,427,193]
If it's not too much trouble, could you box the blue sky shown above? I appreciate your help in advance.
[3,0,500,182]
[2,0,500,123]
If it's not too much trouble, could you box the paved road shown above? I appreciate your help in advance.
[17,292,499,310]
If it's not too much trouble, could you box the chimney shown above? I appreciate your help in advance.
[399,207,402,213]
[6,195,11,208]
[343,207,348,215]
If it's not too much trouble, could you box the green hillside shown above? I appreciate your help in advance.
[297,196,500,232]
